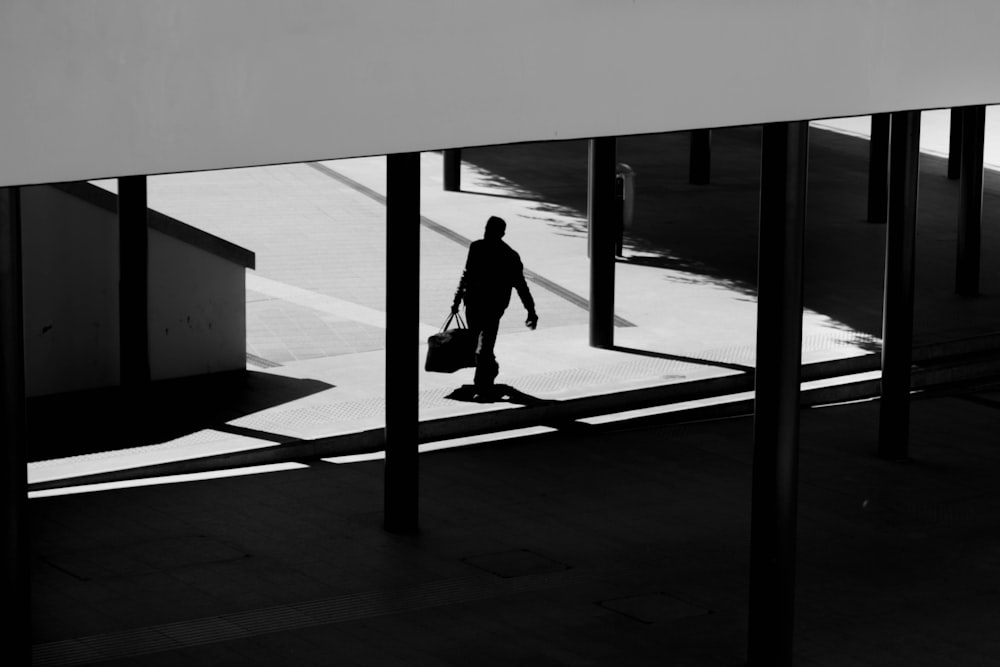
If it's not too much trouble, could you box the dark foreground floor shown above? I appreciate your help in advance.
[30,378,1000,666]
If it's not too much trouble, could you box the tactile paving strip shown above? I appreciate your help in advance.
[229,399,384,437]
[695,330,882,367]
[802,330,882,352]
[513,360,689,397]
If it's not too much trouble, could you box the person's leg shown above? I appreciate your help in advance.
[469,312,500,389]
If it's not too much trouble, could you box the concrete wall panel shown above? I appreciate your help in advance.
[148,231,247,381]
[21,186,120,396]
[20,184,249,396]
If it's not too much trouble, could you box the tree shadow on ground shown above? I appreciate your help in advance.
[26,370,333,461]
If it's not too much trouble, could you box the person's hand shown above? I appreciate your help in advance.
[451,302,460,315]
[525,312,538,330]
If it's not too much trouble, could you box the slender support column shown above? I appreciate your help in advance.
[956,105,985,296]
[878,111,921,461]
[443,149,461,192]
[384,152,421,535]
[748,122,809,667]
[118,176,150,388]
[867,113,891,223]
[948,108,963,180]
[689,129,712,185]
[1,187,29,666]
[588,137,617,348]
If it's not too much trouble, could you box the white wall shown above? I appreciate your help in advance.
[148,231,247,381]
[21,186,121,396]
[19,184,250,397]
[2,1,999,187]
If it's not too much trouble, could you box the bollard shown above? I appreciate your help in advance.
[615,163,635,257]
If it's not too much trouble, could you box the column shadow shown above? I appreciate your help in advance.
[26,370,334,461]
[611,345,754,374]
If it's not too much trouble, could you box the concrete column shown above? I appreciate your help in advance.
[867,113,891,224]
[948,108,963,180]
[443,149,461,192]
[0,186,29,666]
[689,128,712,185]
[748,121,809,667]
[878,111,921,461]
[588,137,617,348]
[956,105,986,296]
[118,176,150,388]
[384,152,421,535]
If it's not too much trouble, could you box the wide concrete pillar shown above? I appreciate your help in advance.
[443,149,461,192]
[689,128,712,185]
[878,111,921,461]
[867,113,891,224]
[1,186,29,666]
[588,137,617,348]
[384,152,421,535]
[748,121,809,667]
[956,105,986,296]
[118,176,150,388]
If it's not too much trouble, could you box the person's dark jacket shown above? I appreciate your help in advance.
[453,238,535,317]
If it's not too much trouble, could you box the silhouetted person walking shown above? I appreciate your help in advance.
[452,216,538,396]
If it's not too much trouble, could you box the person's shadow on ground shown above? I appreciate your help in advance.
[445,383,553,406]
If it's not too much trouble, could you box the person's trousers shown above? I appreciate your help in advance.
[466,309,501,388]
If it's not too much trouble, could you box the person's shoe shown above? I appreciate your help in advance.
[472,384,498,402]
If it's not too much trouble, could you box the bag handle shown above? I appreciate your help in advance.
[441,311,467,331]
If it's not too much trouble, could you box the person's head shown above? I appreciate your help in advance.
[484,216,506,240]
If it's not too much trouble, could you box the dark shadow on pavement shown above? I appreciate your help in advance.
[213,423,298,444]
[463,126,1000,345]
[26,370,333,461]
[611,345,754,374]
[444,383,555,406]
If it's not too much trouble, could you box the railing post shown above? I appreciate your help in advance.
[1,186,29,666]
[748,121,809,667]
[948,108,963,180]
[956,105,985,296]
[867,113,891,224]
[878,110,921,461]
[443,149,461,192]
[118,176,150,388]
[689,129,712,185]
[588,137,617,348]
[384,152,421,535]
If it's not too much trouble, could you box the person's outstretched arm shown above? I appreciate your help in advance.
[513,259,537,329]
